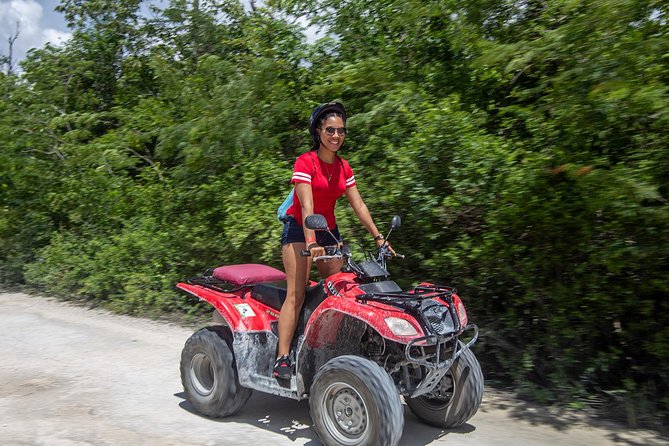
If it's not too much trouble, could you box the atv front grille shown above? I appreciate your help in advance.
[422,300,455,336]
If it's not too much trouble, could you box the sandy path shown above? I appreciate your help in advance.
[0,292,665,446]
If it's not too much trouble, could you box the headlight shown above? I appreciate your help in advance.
[456,301,468,326]
[385,317,418,336]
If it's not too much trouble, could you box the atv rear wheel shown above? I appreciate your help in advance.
[180,326,252,417]
[310,355,403,446]
[406,344,483,428]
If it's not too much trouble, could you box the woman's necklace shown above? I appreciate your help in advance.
[322,161,335,182]
[318,150,336,182]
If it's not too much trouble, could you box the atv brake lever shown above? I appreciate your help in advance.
[313,254,343,262]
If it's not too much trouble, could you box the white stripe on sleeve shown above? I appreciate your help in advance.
[292,172,312,183]
[345,175,356,186]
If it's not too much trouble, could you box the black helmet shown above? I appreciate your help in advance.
[309,102,346,150]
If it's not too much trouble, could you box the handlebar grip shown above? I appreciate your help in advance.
[301,250,311,257]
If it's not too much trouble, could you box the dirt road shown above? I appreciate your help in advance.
[0,292,665,446]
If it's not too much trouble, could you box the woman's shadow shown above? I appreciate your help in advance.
[175,391,475,445]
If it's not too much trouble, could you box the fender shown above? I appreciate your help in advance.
[302,297,426,348]
[302,272,427,347]
[302,275,466,347]
[176,283,276,332]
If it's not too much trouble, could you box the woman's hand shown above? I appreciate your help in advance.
[308,243,327,260]
[375,237,396,256]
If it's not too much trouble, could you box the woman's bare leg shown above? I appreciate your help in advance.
[278,242,309,357]
[316,258,343,278]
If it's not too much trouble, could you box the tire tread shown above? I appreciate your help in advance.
[310,355,403,446]
[180,326,252,418]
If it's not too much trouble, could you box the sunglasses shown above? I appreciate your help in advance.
[322,126,347,136]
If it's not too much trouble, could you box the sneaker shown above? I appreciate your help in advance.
[273,354,292,380]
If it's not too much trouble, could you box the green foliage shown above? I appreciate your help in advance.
[1,0,668,426]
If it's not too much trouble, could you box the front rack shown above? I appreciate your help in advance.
[356,284,461,335]
[357,284,457,302]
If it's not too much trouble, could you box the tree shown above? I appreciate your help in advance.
[1,21,20,76]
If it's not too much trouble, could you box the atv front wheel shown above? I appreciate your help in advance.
[180,326,252,417]
[310,355,403,446]
[406,344,484,428]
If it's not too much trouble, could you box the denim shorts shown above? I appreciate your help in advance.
[281,216,343,246]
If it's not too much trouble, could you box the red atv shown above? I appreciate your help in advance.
[177,214,483,446]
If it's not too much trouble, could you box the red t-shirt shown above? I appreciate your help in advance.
[287,151,356,229]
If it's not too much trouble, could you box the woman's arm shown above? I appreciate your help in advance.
[295,182,317,244]
[345,185,383,242]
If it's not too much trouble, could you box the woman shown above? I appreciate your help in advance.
[275,102,391,379]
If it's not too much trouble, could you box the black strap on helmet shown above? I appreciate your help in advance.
[309,102,346,150]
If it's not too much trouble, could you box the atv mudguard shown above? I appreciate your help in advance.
[176,282,276,332]
[176,264,288,331]
[303,272,430,344]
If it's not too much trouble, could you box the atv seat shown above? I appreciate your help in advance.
[251,283,287,311]
[212,264,286,286]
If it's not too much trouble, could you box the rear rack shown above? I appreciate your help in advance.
[186,274,245,293]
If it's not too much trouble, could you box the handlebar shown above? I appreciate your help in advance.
[303,246,403,260]
[377,243,404,259]
[301,245,343,262]
[298,213,405,278]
